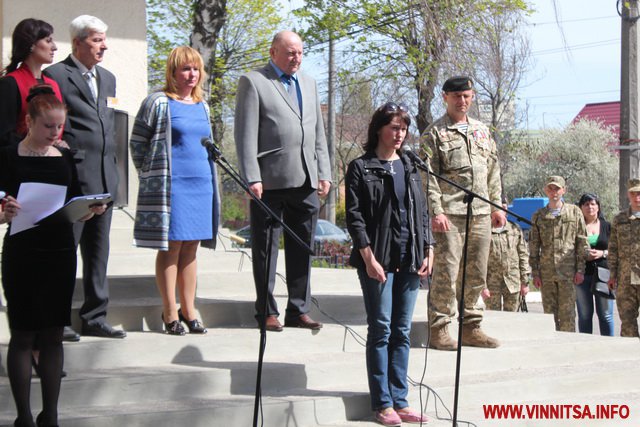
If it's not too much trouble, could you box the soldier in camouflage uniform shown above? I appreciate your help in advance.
[423,76,506,350]
[484,207,530,312]
[529,176,589,332]
[607,178,640,337]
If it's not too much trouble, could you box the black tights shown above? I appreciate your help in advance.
[7,327,63,427]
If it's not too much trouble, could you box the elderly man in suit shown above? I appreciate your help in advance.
[44,15,125,339]
[235,30,332,332]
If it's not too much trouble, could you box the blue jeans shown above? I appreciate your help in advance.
[358,269,420,411]
[575,274,614,336]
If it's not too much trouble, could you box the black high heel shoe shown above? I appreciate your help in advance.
[36,413,58,427]
[178,309,208,334]
[161,313,186,336]
[13,416,35,427]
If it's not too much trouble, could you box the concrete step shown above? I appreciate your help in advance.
[1,309,639,427]
[1,314,638,405]
[1,209,637,427]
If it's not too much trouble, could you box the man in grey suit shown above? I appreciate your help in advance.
[235,30,332,332]
[44,15,125,339]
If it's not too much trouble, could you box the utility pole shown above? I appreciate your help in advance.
[326,32,337,223]
[620,0,640,209]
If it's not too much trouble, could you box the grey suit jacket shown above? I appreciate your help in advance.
[44,55,118,197]
[234,64,331,190]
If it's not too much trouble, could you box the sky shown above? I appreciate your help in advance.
[517,0,621,129]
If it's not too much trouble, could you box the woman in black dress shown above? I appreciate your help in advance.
[0,86,106,427]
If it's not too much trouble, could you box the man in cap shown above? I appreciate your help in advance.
[422,76,506,350]
[529,176,589,332]
[607,178,640,337]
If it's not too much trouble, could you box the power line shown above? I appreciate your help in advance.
[527,15,618,26]
[532,39,619,55]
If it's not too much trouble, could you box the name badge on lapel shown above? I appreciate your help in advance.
[106,97,119,109]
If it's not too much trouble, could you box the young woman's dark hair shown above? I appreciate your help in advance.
[3,18,54,75]
[363,102,411,153]
[578,193,605,220]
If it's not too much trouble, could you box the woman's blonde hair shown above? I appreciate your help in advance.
[163,46,207,103]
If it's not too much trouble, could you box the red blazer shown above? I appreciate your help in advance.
[0,64,63,145]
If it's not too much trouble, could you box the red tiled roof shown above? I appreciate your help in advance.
[572,101,620,136]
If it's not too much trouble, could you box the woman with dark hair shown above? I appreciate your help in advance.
[130,46,220,335]
[0,18,62,146]
[576,193,614,336]
[1,85,106,427]
[345,102,433,426]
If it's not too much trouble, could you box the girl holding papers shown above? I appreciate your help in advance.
[0,85,105,427]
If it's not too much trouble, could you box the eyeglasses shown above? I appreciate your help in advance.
[379,102,409,113]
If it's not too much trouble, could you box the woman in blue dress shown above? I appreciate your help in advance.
[130,46,220,335]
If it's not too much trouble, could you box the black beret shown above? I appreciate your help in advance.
[442,76,473,92]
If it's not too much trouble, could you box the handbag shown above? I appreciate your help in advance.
[591,266,615,300]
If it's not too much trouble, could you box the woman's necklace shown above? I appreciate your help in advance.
[387,159,396,175]
[177,94,193,101]
[21,140,50,157]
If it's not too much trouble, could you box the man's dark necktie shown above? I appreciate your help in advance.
[283,74,300,113]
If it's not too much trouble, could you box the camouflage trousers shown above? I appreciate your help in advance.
[615,282,640,337]
[428,214,491,328]
[485,283,519,312]
[540,277,576,332]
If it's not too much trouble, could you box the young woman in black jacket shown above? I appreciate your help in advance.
[345,102,433,426]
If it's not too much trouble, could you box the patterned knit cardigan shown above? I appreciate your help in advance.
[129,92,220,250]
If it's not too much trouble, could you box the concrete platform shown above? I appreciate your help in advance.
[0,209,638,427]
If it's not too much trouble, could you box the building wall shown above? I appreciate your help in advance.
[0,0,148,207]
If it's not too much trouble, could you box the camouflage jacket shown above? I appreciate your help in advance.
[488,221,531,292]
[422,114,502,216]
[608,208,640,285]
[529,203,589,281]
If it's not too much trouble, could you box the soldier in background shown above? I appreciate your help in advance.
[529,176,589,332]
[483,201,530,311]
[607,178,640,337]
[423,76,506,350]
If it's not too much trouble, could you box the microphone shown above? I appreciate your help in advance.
[402,145,430,170]
[201,137,223,159]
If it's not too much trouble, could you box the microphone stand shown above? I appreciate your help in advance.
[410,155,530,427]
[201,140,314,427]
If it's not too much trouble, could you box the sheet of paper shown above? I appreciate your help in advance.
[10,182,67,235]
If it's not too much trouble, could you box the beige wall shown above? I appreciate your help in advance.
[0,0,148,207]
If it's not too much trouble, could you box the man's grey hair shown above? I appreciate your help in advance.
[69,15,108,40]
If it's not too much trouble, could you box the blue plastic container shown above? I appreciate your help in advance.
[507,197,548,230]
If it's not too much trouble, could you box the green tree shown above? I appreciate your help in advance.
[146,0,280,145]
[502,119,619,216]
[146,0,193,90]
[295,0,528,134]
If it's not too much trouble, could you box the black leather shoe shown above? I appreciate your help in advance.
[178,309,207,334]
[62,326,80,342]
[284,314,323,330]
[81,322,127,339]
[161,313,186,336]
